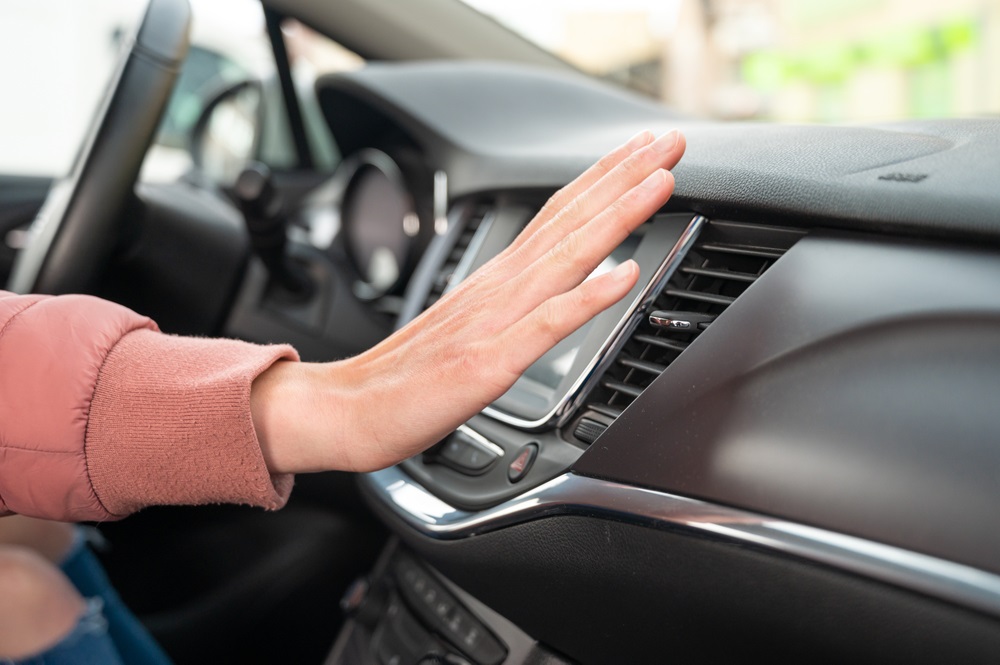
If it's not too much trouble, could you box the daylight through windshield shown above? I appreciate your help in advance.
[464,0,1000,123]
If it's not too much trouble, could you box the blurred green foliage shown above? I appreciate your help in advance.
[743,17,978,89]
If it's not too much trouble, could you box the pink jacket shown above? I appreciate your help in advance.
[0,290,297,522]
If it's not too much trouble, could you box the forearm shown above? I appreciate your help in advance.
[0,129,685,520]
[84,330,297,517]
[0,288,299,522]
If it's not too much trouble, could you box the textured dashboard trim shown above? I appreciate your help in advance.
[361,466,1000,619]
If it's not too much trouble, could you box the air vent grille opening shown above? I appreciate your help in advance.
[586,219,805,420]
[423,202,491,309]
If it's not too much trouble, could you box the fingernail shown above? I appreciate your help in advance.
[640,169,667,190]
[650,130,679,154]
[611,260,637,281]
[625,130,653,151]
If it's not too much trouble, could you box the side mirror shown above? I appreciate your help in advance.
[190,79,264,187]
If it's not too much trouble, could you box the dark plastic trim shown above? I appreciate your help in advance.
[361,466,1000,620]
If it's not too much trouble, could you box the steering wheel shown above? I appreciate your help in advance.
[7,0,192,295]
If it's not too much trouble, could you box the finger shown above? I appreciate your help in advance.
[366,135,679,359]
[508,130,654,253]
[493,259,641,380]
[440,163,674,339]
[497,168,674,323]
[506,130,684,271]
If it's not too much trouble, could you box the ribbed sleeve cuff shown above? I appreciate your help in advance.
[85,329,299,517]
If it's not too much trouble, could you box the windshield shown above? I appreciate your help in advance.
[462,0,1000,123]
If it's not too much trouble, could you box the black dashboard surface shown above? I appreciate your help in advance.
[317,58,1000,662]
[327,61,1000,564]
[318,61,1000,243]
[574,232,1000,575]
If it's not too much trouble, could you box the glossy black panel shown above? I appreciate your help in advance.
[575,233,1000,574]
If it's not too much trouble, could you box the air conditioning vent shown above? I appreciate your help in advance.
[423,202,492,309]
[585,219,806,420]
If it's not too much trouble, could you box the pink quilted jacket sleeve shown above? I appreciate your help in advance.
[0,290,298,522]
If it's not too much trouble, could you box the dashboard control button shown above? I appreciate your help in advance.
[340,577,369,615]
[340,575,389,629]
[574,417,608,445]
[460,443,493,471]
[446,610,465,634]
[507,443,538,483]
[393,555,507,665]
[434,599,453,619]
[439,437,466,465]
[471,636,507,665]
[437,430,500,474]
[463,625,481,649]
[377,599,436,665]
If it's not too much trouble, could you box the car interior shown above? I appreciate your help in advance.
[2,0,1000,663]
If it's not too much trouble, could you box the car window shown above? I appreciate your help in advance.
[145,0,285,181]
[157,46,253,152]
[0,0,360,182]
[461,0,1000,123]
[0,0,146,177]
[276,18,366,172]
[146,9,364,180]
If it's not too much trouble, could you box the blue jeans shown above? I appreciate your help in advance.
[3,597,122,665]
[5,529,172,665]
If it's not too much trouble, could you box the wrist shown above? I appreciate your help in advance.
[250,358,379,474]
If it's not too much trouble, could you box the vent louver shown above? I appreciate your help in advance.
[586,219,805,420]
[423,202,491,309]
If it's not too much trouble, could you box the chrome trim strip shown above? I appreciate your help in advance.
[363,467,1000,619]
[447,206,496,292]
[457,424,504,458]
[433,170,449,235]
[480,214,707,430]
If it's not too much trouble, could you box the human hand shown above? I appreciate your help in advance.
[252,129,686,473]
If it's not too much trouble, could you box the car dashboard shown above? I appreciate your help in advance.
[220,61,1000,663]
[4,1,999,662]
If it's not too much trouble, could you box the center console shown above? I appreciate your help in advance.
[324,540,559,665]
[320,200,706,665]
